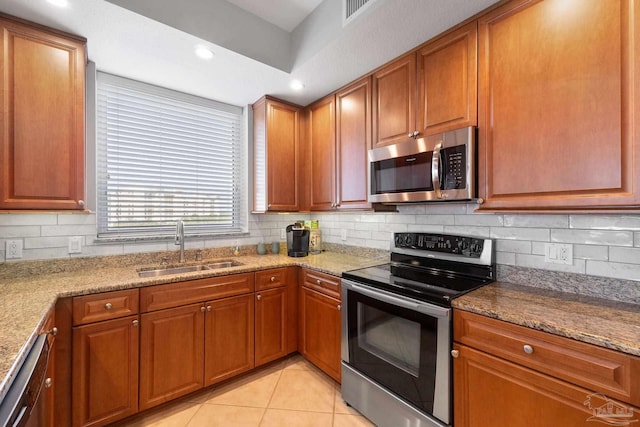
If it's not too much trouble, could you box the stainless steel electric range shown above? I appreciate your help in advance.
[341,232,495,427]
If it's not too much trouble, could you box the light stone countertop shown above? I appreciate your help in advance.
[453,281,640,357]
[0,250,386,402]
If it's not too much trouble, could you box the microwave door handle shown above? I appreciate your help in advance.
[431,142,443,198]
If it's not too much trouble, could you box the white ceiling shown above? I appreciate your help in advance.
[0,0,498,107]
[226,0,324,32]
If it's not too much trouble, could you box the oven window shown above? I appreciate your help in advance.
[357,304,420,377]
[347,290,440,415]
[371,151,433,194]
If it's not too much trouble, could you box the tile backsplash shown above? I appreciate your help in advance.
[1,203,640,283]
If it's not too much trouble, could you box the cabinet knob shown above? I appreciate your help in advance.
[451,349,459,358]
[201,306,206,312]
[44,378,53,389]
[48,327,58,336]
[408,132,414,138]
[207,305,212,312]
[270,276,276,282]
[337,304,341,311]
[104,303,113,310]
[77,200,85,207]
[132,320,139,327]
[257,294,262,301]
[523,344,534,354]
[316,279,322,286]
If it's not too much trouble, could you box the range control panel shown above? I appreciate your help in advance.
[394,232,485,258]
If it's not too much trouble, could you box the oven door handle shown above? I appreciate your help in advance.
[344,281,450,319]
[431,141,443,199]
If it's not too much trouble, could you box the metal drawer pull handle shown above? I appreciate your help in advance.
[132,320,139,327]
[201,306,206,312]
[316,279,322,285]
[270,276,276,282]
[207,306,212,312]
[44,378,53,388]
[523,345,534,354]
[451,350,459,358]
[48,327,58,336]
[257,294,262,301]
[337,304,341,311]
[104,303,113,310]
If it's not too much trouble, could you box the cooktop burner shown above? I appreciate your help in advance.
[342,232,495,306]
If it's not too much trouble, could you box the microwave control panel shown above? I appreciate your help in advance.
[442,145,466,190]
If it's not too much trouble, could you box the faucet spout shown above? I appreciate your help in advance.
[175,219,185,263]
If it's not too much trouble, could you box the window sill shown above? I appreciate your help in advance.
[94,231,250,244]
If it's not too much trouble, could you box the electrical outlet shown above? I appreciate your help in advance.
[6,240,23,259]
[544,243,573,265]
[280,228,286,240]
[68,236,82,254]
[341,229,347,241]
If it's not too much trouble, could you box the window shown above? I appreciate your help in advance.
[96,72,245,238]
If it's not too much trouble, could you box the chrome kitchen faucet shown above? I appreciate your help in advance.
[175,219,185,263]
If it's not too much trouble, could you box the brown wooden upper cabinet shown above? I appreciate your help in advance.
[253,96,302,212]
[372,22,477,148]
[307,77,372,211]
[0,14,86,210]
[417,21,478,136]
[372,52,417,148]
[477,0,640,211]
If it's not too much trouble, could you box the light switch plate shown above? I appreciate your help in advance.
[68,236,82,254]
[544,243,573,265]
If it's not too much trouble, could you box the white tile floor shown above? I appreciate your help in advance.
[113,354,375,427]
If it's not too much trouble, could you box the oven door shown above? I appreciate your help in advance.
[341,279,451,424]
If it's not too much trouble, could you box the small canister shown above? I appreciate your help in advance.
[309,228,321,254]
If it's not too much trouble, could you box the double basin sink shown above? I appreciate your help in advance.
[137,260,244,278]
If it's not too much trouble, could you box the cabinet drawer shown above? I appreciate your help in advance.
[140,273,255,312]
[73,289,139,326]
[454,310,640,406]
[300,268,340,300]
[255,267,289,291]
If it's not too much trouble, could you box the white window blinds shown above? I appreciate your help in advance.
[96,72,244,237]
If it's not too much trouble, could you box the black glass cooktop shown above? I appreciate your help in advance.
[342,262,492,306]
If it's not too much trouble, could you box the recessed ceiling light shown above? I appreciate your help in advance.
[194,45,214,60]
[290,80,304,91]
[47,0,69,7]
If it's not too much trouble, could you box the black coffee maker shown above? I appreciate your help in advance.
[286,224,310,257]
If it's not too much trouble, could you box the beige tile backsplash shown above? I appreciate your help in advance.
[1,203,639,282]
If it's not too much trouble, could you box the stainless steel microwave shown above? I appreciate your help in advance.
[368,126,477,203]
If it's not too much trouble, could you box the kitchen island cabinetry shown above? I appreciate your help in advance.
[298,268,341,382]
[477,0,640,210]
[0,14,86,210]
[71,289,139,427]
[252,96,302,212]
[453,310,640,426]
[255,267,297,366]
[138,273,255,410]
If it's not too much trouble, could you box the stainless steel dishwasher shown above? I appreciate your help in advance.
[0,328,55,427]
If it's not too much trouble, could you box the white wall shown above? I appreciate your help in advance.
[1,204,639,283]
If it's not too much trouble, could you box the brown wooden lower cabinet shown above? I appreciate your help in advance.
[298,286,341,382]
[453,343,635,427]
[72,315,139,427]
[204,294,255,385]
[139,304,204,411]
[255,286,289,366]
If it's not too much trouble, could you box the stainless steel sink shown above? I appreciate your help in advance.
[137,260,244,278]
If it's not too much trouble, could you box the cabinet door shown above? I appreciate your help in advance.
[255,287,288,366]
[336,76,372,210]
[204,294,255,386]
[417,21,477,136]
[0,17,85,210]
[253,97,301,212]
[308,94,336,211]
[299,287,341,382]
[72,316,139,427]
[139,304,204,410]
[452,344,637,427]
[477,0,640,210]
[372,53,416,147]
